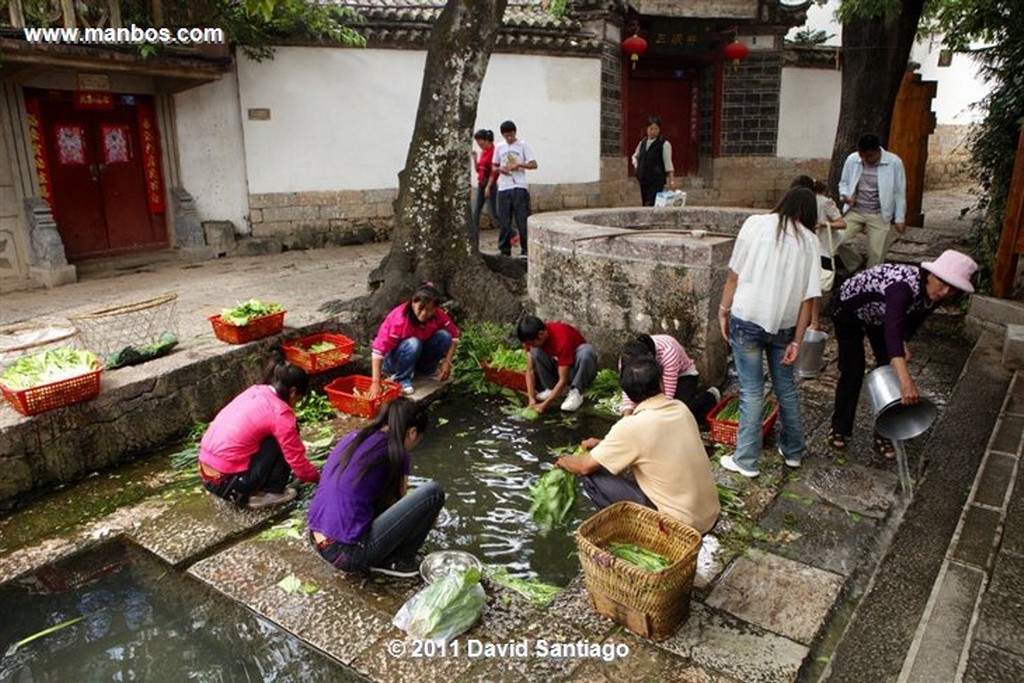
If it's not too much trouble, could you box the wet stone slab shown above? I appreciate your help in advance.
[569,631,741,683]
[188,535,404,668]
[704,549,844,645]
[659,602,808,683]
[756,486,878,577]
[788,460,899,519]
[541,575,618,639]
[128,488,287,566]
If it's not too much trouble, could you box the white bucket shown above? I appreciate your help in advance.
[797,329,828,378]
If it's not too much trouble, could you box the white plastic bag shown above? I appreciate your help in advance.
[392,568,486,644]
[654,190,687,208]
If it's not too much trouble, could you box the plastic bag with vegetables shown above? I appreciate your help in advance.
[392,567,486,644]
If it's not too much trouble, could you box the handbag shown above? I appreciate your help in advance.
[820,224,836,292]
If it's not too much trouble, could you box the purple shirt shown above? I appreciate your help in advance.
[307,430,410,544]
[837,263,934,359]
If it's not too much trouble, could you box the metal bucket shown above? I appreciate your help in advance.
[797,329,829,378]
[865,365,938,441]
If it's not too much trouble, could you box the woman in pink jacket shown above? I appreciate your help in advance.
[369,283,460,397]
[198,358,321,509]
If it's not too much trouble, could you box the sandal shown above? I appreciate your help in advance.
[874,434,897,461]
[828,429,848,450]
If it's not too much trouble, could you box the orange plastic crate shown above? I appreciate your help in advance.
[706,393,779,446]
[0,364,103,416]
[208,310,286,344]
[325,375,401,419]
[282,333,355,374]
[480,361,528,392]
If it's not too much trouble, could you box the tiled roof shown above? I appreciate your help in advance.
[330,0,604,53]
[783,42,842,69]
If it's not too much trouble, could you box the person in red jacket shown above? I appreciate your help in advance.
[198,357,320,509]
[516,315,598,413]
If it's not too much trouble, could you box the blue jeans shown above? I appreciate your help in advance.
[381,330,452,385]
[729,316,805,471]
[470,184,497,252]
[313,480,445,572]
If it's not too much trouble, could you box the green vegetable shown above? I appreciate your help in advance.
[105,331,178,369]
[487,347,528,372]
[6,614,87,656]
[716,482,745,517]
[301,341,336,353]
[451,322,519,394]
[220,299,282,326]
[0,347,98,390]
[584,368,620,400]
[609,542,672,572]
[501,404,539,421]
[169,421,208,471]
[294,391,335,424]
[529,467,577,533]
[485,568,561,606]
[714,395,776,423]
[398,567,486,643]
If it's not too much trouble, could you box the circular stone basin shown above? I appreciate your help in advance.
[527,206,758,386]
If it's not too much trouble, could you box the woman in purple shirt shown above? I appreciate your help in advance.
[307,398,444,578]
[829,250,977,459]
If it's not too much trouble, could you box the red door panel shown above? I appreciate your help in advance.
[624,76,698,177]
[37,99,109,257]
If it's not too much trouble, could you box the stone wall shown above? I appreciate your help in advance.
[528,206,758,389]
[0,130,23,279]
[926,124,974,190]
[720,51,783,157]
[694,156,829,207]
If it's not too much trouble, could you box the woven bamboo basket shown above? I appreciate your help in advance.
[69,293,179,359]
[576,501,702,641]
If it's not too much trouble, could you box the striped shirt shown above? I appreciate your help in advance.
[621,334,697,412]
[837,263,935,359]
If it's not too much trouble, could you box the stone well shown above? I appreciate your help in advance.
[528,206,758,387]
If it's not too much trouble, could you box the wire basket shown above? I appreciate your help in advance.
[576,501,702,641]
[69,293,179,360]
[0,323,79,366]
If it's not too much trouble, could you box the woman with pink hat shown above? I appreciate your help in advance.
[828,249,977,459]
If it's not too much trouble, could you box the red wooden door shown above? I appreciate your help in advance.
[30,91,167,260]
[625,76,698,177]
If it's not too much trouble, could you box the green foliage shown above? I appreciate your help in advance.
[485,567,561,606]
[169,421,209,471]
[488,347,528,372]
[929,0,1022,290]
[528,467,577,533]
[294,391,334,424]
[583,369,620,400]
[215,0,367,61]
[791,28,835,45]
[835,0,903,23]
[220,299,282,326]
[608,542,672,572]
[452,322,519,394]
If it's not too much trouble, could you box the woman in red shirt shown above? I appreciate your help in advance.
[470,129,496,252]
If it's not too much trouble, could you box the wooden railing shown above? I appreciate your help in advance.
[1,0,185,30]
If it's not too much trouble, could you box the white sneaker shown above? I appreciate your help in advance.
[400,382,415,396]
[720,455,759,478]
[247,487,297,509]
[536,389,553,401]
[561,388,584,412]
[779,447,801,468]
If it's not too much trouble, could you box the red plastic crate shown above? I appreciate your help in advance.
[281,333,355,374]
[0,364,103,416]
[208,310,286,344]
[324,375,401,419]
[706,393,779,446]
[480,361,528,392]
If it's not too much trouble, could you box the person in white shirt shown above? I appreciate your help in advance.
[836,133,907,270]
[487,120,537,258]
[716,187,822,478]
[618,334,720,427]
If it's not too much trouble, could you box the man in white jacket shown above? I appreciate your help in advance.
[836,133,907,270]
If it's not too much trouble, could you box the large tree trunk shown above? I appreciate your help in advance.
[826,1,926,193]
[368,0,522,323]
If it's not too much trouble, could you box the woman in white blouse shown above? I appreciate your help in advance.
[716,187,822,478]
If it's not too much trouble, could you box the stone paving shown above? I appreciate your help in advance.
[0,186,1017,682]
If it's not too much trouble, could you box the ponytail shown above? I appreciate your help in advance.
[262,353,309,401]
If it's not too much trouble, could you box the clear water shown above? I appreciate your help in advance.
[0,542,361,682]
[409,391,616,587]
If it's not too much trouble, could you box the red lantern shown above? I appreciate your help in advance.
[622,34,648,70]
[723,40,750,66]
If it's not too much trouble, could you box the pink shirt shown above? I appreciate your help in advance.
[199,385,320,483]
[621,335,697,412]
[371,303,460,359]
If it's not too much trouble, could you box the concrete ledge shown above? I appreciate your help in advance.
[1004,325,1024,370]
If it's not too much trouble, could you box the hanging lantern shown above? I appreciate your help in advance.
[622,33,648,70]
[723,40,750,67]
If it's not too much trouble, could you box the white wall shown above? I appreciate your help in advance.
[173,71,251,231]
[787,0,989,126]
[236,47,602,194]
[777,67,841,158]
